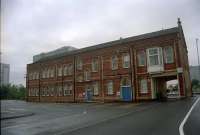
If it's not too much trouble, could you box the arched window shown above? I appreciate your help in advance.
[120,77,131,86]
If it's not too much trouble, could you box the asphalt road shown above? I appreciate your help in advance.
[1,95,199,135]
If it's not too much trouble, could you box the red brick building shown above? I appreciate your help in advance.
[26,19,192,102]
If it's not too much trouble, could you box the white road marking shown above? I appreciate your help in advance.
[179,97,200,135]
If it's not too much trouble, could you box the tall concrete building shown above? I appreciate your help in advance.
[0,63,10,85]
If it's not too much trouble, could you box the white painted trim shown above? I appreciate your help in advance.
[179,97,200,135]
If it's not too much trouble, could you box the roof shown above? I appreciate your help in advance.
[33,27,179,63]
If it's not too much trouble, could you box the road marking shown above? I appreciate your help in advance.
[179,97,200,135]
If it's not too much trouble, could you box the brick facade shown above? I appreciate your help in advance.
[26,19,192,102]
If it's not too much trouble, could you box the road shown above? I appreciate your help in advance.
[1,95,199,135]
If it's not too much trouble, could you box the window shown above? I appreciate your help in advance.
[64,84,72,96]
[35,88,39,96]
[50,68,54,78]
[44,69,48,78]
[84,70,91,81]
[68,64,73,75]
[29,73,33,80]
[50,86,54,96]
[111,55,118,70]
[107,81,113,95]
[42,70,45,78]
[42,88,45,96]
[121,77,131,86]
[164,46,174,64]
[29,88,31,96]
[122,53,130,68]
[77,75,83,82]
[57,67,62,77]
[76,57,83,70]
[47,69,50,78]
[147,48,162,66]
[137,51,146,66]
[92,58,99,72]
[140,79,148,93]
[63,65,68,76]
[93,82,99,96]
[58,86,62,96]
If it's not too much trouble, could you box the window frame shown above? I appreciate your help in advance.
[107,81,114,95]
[147,47,163,66]
[92,58,99,72]
[111,55,118,70]
[122,53,130,68]
[164,46,174,64]
[93,82,99,96]
[137,50,146,66]
[140,79,148,94]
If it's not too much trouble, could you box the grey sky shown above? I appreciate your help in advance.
[1,0,200,85]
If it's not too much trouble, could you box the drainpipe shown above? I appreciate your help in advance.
[129,47,135,102]
[101,56,104,103]
[73,56,76,102]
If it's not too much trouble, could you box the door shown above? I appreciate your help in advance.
[121,86,132,101]
[85,89,93,101]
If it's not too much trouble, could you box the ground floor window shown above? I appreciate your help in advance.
[58,86,63,96]
[93,82,99,96]
[107,81,114,95]
[64,84,72,96]
[140,79,148,93]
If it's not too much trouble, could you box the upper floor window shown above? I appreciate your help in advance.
[50,68,54,78]
[57,66,62,77]
[147,48,163,66]
[137,51,146,66]
[68,64,73,75]
[107,81,113,95]
[122,53,130,68]
[63,65,68,76]
[93,82,99,96]
[76,57,83,70]
[77,75,83,82]
[92,58,99,72]
[111,55,118,70]
[164,46,174,64]
[84,70,91,81]
[140,79,148,94]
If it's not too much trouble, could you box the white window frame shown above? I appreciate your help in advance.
[147,48,162,66]
[63,65,68,76]
[140,79,148,94]
[164,46,174,64]
[77,75,83,82]
[111,55,118,70]
[64,84,72,96]
[58,86,63,96]
[122,53,130,68]
[107,81,114,95]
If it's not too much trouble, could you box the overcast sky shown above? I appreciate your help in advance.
[1,0,200,85]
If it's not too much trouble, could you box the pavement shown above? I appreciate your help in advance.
[1,95,200,135]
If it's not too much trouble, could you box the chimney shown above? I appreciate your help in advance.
[177,17,181,27]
